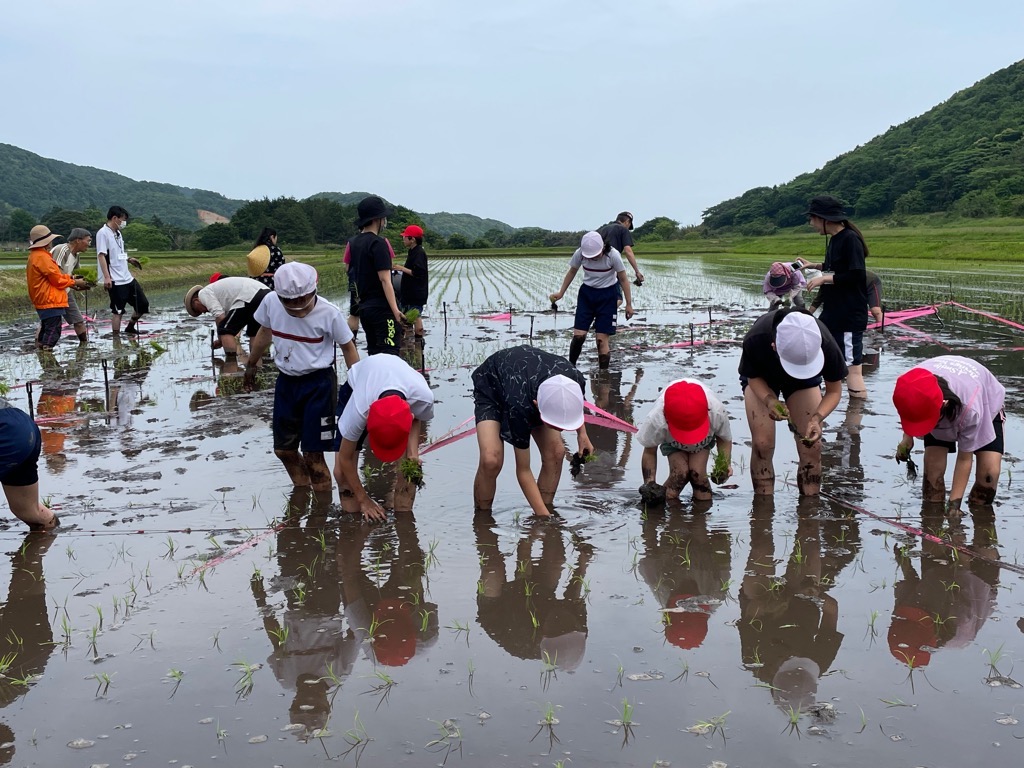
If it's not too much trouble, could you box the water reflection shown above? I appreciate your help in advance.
[887,503,998,668]
[0,535,57,766]
[581,367,641,488]
[34,347,88,475]
[820,399,867,502]
[108,338,160,425]
[475,520,591,671]
[739,497,860,712]
[638,510,732,650]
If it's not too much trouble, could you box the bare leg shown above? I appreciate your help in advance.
[744,386,777,495]
[786,387,824,496]
[473,421,504,514]
[533,425,567,507]
[922,445,949,503]
[568,332,587,366]
[112,313,123,334]
[665,451,689,500]
[969,450,1002,505]
[275,448,312,487]
[302,451,333,492]
[2,482,58,529]
[846,364,867,399]
[686,448,713,501]
[220,334,240,355]
[595,332,611,369]
[74,322,88,342]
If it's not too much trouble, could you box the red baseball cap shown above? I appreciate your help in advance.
[664,382,711,445]
[893,368,942,437]
[663,594,711,649]
[402,225,424,238]
[887,605,936,667]
[370,598,417,667]
[367,395,413,463]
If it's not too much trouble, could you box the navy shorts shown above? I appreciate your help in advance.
[924,414,1004,455]
[37,313,64,348]
[108,279,150,316]
[574,283,619,335]
[272,367,339,452]
[828,328,863,367]
[0,407,42,487]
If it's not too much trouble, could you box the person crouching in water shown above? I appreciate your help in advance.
[472,346,593,518]
[893,356,1006,518]
[738,308,847,496]
[763,261,806,310]
[549,231,634,369]
[636,379,733,503]
[243,262,360,491]
[184,276,272,356]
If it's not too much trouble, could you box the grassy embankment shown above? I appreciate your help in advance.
[2,217,1023,317]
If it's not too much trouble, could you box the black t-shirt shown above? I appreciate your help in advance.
[472,345,586,450]
[400,245,429,306]
[818,228,868,332]
[350,231,393,308]
[598,222,633,253]
[738,310,847,395]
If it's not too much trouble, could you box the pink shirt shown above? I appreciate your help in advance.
[919,356,1005,452]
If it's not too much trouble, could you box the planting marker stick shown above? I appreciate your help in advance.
[443,302,448,336]
[25,381,34,418]
[102,359,110,411]
[690,323,694,346]
[530,315,534,341]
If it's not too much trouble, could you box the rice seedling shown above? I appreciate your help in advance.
[424,718,462,765]
[90,671,115,697]
[685,710,729,743]
[880,697,914,708]
[419,608,433,632]
[540,650,558,691]
[292,582,307,607]
[163,535,178,558]
[467,659,476,697]
[866,610,880,641]
[361,670,397,710]
[399,457,425,488]
[167,668,184,697]
[446,619,470,646]
[424,538,441,570]
[531,702,562,749]
[0,652,16,676]
[59,616,73,649]
[216,721,228,743]
[268,625,289,648]
[65,544,76,561]
[709,449,731,484]
[232,659,262,700]
[211,630,221,651]
[92,604,103,630]
[341,711,371,763]
[132,630,156,652]
[781,705,802,736]
[671,660,690,684]
[86,624,100,657]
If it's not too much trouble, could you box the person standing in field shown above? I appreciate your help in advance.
[808,268,884,325]
[243,262,360,491]
[184,276,272,355]
[394,224,429,338]
[893,356,1006,517]
[798,195,869,398]
[96,206,148,335]
[548,231,634,369]
[738,308,847,496]
[26,225,91,350]
[50,228,94,343]
[349,196,407,355]
[247,227,286,289]
[598,211,644,286]
[1,397,60,531]
[472,345,593,519]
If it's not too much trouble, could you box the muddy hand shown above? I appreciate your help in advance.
[242,367,257,393]
[360,497,387,523]
[765,396,789,422]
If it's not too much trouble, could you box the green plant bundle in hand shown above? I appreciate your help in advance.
[75,267,98,285]
[404,308,420,324]
[709,451,730,485]
[400,457,424,488]
[569,449,596,478]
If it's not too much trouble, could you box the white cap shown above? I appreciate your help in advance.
[775,312,825,379]
[273,262,318,299]
[536,375,585,431]
[580,231,604,259]
[771,656,820,712]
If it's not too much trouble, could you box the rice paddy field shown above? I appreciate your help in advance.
[1,252,1024,768]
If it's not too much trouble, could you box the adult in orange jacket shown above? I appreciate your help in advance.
[26,225,90,349]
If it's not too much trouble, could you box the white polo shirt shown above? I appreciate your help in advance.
[338,355,434,443]
[568,246,626,289]
[96,224,132,285]
[636,378,733,450]
[198,277,268,317]
[253,294,354,376]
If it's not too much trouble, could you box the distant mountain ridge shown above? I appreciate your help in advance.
[702,59,1024,231]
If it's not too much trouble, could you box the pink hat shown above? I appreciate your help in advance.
[768,262,792,290]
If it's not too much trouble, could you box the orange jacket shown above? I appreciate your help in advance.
[27,247,74,310]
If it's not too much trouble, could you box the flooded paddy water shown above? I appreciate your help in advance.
[1,253,1024,767]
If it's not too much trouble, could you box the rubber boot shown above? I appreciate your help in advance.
[124,318,139,335]
[568,336,585,366]
[598,353,611,370]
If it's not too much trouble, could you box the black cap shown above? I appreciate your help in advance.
[617,211,634,230]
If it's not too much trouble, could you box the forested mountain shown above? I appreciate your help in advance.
[702,59,1024,232]
[0,143,245,230]
[308,192,515,237]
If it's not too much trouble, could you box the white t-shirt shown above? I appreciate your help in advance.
[338,355,434,442]
[96,224,132,285]
[198,277,268,317]
[636,378,733,450]
[568,247,626,289]
[253,294,354,376]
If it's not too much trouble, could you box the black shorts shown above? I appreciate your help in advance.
[348,275,361,317]
[108,279,150,316]
[0,408,42,487]
[217,289,271,338]
[924,414,1005,455]
[826,327,863,367]
[360,304,403,356]
[739,375,823,401]
[272,367,339,452]
[334,382,369,451]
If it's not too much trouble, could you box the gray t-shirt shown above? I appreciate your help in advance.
[568,247,626,289]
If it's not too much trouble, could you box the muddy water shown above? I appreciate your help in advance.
[1,257,1023,768]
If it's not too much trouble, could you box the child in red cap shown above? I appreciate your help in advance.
[394,224,429,338]
[893,356,1005,515]
[635,379,733,502]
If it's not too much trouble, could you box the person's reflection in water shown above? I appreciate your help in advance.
[0,534,57,765]
[638,509,732,649]
[252,488,345,736]
[475,518,591,671]
[580,368,641,490]
[108,337,160,426]
[887,502,998,669]
[738,496,860,713]
[34,346,88,476]
[819,399,867,503]
[338,512,438,670]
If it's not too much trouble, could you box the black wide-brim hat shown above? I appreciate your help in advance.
[355,195,391,227]
[804,195,849,222]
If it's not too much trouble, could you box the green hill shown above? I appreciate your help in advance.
[0,143,245,230]
[702,59,1024,231]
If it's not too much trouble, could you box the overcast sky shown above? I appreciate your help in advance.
[3,1,1022,230]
